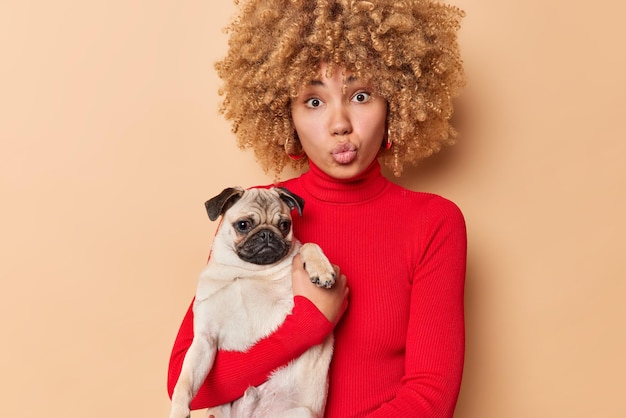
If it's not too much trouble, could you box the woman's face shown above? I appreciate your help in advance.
[290,63,387,180]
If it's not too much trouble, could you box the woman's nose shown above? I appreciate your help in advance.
[330,107,352,136]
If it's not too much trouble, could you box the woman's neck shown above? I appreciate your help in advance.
[298,159,388,204]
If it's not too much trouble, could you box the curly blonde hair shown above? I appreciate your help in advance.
[215,0,465,177]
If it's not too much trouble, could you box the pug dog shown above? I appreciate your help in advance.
[169,186,336,418]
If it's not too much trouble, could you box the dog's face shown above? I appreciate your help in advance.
[205,187,304,266]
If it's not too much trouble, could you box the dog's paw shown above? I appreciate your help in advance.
[233,386,261,415]
[300,243,336,289]
[168,403,191,418]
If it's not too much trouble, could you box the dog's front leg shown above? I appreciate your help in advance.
[299,243,336,289]
[169,331,217,418]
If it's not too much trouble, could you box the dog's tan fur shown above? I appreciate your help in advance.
[169,187,335,418]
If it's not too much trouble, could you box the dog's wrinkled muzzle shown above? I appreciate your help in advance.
[237,229,290,265]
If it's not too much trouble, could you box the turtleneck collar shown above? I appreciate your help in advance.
[296,159,389,204]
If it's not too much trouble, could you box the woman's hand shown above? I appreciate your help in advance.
[291,254,349,324]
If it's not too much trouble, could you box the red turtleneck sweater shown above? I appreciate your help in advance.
[168,161,466,417]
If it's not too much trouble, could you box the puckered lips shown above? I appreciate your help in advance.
[331,142,357,164]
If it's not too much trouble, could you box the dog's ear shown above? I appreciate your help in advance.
[275,187,305,217]
[205,187,245,221]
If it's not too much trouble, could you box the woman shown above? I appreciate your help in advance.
[168,0,467,416]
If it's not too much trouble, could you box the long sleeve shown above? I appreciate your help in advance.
[365,197,467,417]
[167,295,334,409]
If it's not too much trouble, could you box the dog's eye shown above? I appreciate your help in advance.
[278,220,291,234]
[234,220,252,233]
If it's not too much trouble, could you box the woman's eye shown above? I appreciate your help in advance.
[353,92,371,103]
[305,97,322,108]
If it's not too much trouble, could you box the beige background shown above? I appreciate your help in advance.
[1,1,624,417]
